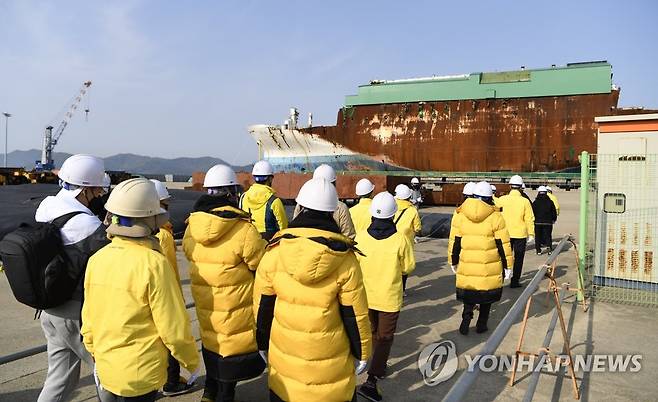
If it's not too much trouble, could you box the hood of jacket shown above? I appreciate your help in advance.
[460,198,496,223]
[273,227,355,285]
[187,205,250,245]
[243,183,275,209]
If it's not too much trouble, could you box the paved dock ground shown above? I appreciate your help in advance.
[2,189,657,401]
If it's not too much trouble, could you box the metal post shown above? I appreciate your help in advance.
[2,112,10,167]
[577,151,589,301]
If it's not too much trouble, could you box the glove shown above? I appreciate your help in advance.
[450,265,457,274]
[93,365,103,391]
[187,366,201,385]
[355,360,368,375]
[504,269,512,280]
[259,350,268,364]
[527,236,535,244]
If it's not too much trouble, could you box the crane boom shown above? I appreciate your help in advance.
[37,80,92,171]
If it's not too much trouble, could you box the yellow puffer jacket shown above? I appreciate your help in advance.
[81,236,199,397]
[355,230,415,312]
[240,183,288,238]
[450,199,513,304]
[183,206,266,357]
[293,202,357,239]
[254,227,372,402]
[349,198,372,233]
[496,189,535,238]
[548,192,560,216]
[394,199,422,240]
[447,207,463,257]
[156,223,181,287]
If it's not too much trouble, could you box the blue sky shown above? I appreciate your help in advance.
[0,0,656,164]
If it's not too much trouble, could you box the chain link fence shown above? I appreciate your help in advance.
[583,153,658,306]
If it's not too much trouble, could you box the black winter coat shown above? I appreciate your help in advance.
[532,194,557,224]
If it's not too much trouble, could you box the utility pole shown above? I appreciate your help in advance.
[2,112,11,167]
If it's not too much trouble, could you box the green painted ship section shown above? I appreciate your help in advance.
[345,62,612,106]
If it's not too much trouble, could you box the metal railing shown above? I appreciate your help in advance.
[442,235,573,402]
[0,301,196,366]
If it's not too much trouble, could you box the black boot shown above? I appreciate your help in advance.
[459,318,470,335]
[476,304,491,333]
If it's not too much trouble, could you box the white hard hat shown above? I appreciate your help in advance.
[296,178,338,212]
[537,185,548,193]
[509,175,524,186]
[545,186,553,192]
[411,177,420,184]
[490,184,497,192]
[474,181,494,198]
[149,179,171,201]
[463,182,476,196]
[394,184,412,200]
[355,178,375,196]
[102,173,111,189]
[370,191,398,219]
[58,154,106,187]
[252,160,274,176]
[105,178,166,218]
[313,164,336,183]
[203,164,238,188]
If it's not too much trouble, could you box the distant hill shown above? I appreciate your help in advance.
[6,149,251,176]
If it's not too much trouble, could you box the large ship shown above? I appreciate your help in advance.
[249,61,638,173]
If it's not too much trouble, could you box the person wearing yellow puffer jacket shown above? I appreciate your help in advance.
[349,178,375,232]
[82,178,199,401]
[393,184,422,295]
[496,175,535,288]
[450,181,513,335]
[184,165,267,402]
[254,178,372,402]
[239,160,288,241]
[354,192,415,401]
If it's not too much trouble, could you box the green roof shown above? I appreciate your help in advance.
[345,61,612,106]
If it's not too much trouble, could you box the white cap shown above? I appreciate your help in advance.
[490,184,497,192]
[355,178,375,196]
[149,179,171,201]
[370,192,398,219]
[509,174,524,186]
[463,182,476,196]
[296,178,338,212]
[545,186,553,192]
[203,164,238,188]
[313,164,336,183]
[58,154,106,187]
[537,185,548,193]
[474,181,494,197]
[411,177,420,184]
[105,178,166,218]
[394,184,412,200]
[252,160,274,176]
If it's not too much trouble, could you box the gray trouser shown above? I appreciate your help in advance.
[38,311,94,402]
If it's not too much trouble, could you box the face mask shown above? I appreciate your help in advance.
[88,192,109,220]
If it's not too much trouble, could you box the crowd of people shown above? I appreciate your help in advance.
[26,154,559,402]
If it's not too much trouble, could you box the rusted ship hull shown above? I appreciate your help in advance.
[305,90,620,172]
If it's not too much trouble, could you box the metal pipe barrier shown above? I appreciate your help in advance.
[521,287,567,402]
[0,301,196,365]
[442,235,573,402]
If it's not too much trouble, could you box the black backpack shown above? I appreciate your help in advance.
[0,212,84,309]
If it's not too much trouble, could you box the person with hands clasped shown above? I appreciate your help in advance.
[449,181,513,336]
[254,178,372,402]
